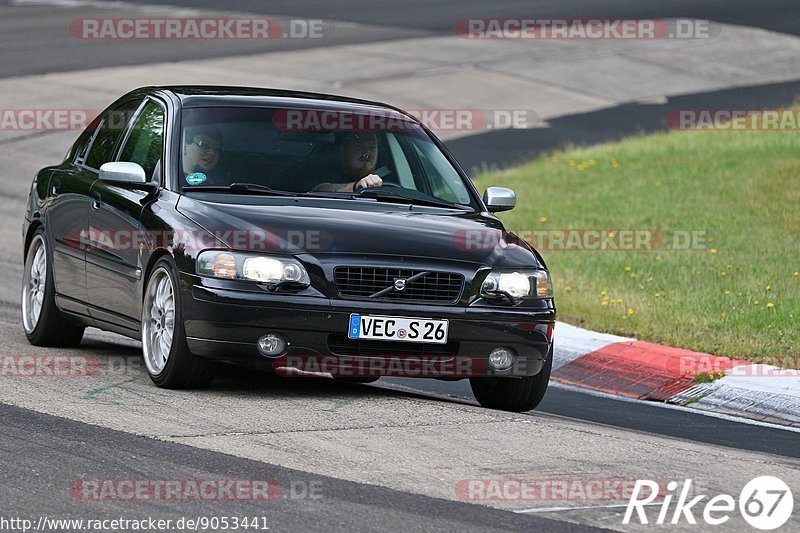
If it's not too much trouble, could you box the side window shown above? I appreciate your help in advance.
[73,115,102,165]
[84,99,141,170]
[118,101,165,181]
[385,133,416,188]
[411,142,471,204]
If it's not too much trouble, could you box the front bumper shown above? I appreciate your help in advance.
[182,281,555,379]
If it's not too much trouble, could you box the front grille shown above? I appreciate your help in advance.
[334,267,463,303]
[327,334,459,357]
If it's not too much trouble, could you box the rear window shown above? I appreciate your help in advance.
[119,101,165,181]
[84,99,141,170]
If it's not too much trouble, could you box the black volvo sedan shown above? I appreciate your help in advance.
[22,86,555,412]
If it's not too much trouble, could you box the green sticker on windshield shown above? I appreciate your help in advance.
[186,172,207,185]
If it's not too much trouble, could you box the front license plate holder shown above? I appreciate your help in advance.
[348,314,449,344]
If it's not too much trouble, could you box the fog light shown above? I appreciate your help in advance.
[488,347,516,370]
[257,333,287,357]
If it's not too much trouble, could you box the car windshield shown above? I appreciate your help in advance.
[179,106,475,208]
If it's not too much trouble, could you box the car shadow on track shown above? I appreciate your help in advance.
[208,362,477,406]
[59,328,480,409]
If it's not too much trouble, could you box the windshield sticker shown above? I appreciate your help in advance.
[186,172,207,185]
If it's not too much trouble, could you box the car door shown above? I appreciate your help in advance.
[46,100,140,314]
[86,98,165,330]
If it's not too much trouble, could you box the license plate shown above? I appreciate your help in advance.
[348,314,449,344]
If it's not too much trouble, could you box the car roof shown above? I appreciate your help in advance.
[144,85,414,120]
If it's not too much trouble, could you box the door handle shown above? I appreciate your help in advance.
[91,191,101,210]
[51,178,61,196]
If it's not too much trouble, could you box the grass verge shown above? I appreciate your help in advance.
[474,125,799,364]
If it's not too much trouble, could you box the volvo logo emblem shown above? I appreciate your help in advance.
[393,278,407,291]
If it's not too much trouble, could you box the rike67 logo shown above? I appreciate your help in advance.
[624,476,793,530]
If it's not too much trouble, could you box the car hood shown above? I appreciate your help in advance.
[176,195,544,268]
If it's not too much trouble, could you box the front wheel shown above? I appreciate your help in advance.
[469,350,552,412]
[142,257,214,388]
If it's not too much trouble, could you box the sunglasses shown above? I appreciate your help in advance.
[191,140,223,153]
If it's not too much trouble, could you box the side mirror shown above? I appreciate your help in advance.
[99,162,158,194]
[483,186,516,213]
[99,161,147,185]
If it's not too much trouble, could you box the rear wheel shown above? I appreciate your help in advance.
[142,257,214,388]
[22,229,84,347]
[470,349,552,412]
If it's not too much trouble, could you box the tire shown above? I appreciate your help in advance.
[22,228,85,347]
[469,348,552,412]
[142,257,214,388]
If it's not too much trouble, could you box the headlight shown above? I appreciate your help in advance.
[480,270,552,301]
[197,251,310,286]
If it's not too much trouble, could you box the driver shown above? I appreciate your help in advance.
[311,132,383,192]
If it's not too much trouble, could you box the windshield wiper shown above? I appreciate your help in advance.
[355,188,471,210]
[184,183,298,196]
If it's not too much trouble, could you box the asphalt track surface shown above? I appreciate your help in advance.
[5,0,799,79]
[1,402,592,532]
[2,1,800,531]
[377,379,800,459]
[4,1,800,169]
